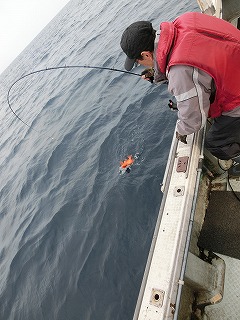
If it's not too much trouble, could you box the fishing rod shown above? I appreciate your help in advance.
[7,65,142,134]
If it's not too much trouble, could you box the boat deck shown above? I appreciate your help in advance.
[204,253,240,319]
[203,177,240,319]
[180,166,240,319]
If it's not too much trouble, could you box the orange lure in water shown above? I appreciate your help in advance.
[120,155,135,168]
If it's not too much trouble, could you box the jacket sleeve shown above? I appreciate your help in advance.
[167,65,212,135]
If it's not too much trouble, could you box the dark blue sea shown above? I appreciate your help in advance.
[0,0,198,319]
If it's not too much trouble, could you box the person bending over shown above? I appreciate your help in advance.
[120,12,240,175]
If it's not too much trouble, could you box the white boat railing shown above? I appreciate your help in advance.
[133,125,205,319]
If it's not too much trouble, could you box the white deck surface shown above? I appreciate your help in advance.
[205,254,240,319]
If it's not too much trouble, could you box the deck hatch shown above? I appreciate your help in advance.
[176,156,189,172]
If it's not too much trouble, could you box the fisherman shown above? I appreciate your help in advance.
[120,12,240,176]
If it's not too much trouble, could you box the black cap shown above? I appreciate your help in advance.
[120,21,155,71]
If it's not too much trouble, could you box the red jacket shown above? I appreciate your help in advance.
[156,12,240,118]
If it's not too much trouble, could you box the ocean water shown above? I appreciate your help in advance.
[0,0,199,319]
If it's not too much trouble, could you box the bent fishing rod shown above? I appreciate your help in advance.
[7,64,142,134]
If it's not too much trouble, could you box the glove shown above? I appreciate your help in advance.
[141,68,154,83]
[176,131,187,144]
[168,99,178,111]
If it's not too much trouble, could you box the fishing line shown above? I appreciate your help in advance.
[7,65,142,135]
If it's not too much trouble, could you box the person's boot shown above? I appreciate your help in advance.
[218,159,233,171]
[228,154,240,177]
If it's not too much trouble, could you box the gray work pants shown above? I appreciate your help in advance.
[205,115,240,160]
